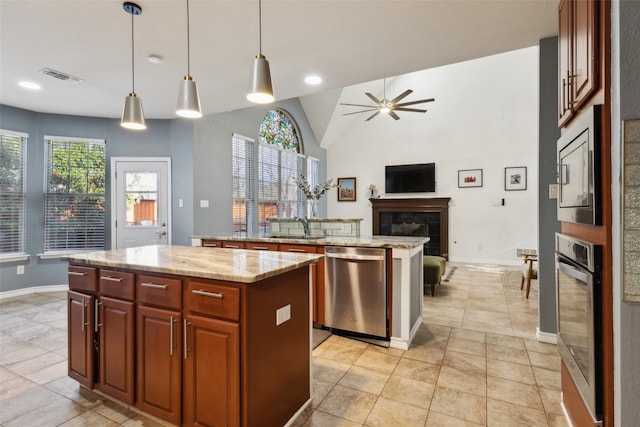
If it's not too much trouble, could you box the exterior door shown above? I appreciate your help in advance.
[112,159,171,249]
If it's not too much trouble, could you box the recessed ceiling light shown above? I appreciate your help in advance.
[304,75,322,85]
[19,81,41,90]
[148,54,163,64]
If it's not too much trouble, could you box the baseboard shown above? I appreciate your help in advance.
[447,257,522,266]
[536,327,558,344]
[0,284,68,299]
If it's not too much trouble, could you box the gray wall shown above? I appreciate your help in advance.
[538,37,561,334]
[192,98,326,235]
[615,1,640,425]
[0,105,193,292]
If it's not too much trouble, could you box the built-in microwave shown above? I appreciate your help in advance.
[557,104,602,225]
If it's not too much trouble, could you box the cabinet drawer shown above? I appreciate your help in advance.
[246,242,279,251]
[99,270,135,300]
[68,266,98,293]
[221,242,245,249]
[137,275,182,310]
[278,244,318,254]
[185,280,240,321]
[202,240,221,248]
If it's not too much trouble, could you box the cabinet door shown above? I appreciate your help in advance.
[136,305,182,425]
[97,296,135,404]
[68,291,95,389]
[558,0,573,127]
[183,315,239,427]
[571,0,598,110]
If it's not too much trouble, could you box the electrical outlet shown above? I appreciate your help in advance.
[276,304,291,326]
[17,265,25,275]
[179,199,184,208]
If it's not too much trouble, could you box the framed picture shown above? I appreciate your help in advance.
[337,177,357,201]
[505,166,527,191]
[458,169,483,188]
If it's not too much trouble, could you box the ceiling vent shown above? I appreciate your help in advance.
[39,68,83,83]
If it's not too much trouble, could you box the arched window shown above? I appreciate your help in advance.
[258,109,301,152]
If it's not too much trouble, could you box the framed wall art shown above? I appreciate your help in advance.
[505,166,527,191]
[337,177,357,201]
[458,169,483,188]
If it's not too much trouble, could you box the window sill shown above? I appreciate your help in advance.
[0,253,30,264]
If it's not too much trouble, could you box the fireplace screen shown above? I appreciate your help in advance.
[380,211,441,256]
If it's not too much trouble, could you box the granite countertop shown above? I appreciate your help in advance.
[191,235,429,249]
[62,245,323,283]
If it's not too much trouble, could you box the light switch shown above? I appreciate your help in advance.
[179,199,184,208]
[200,200,209,208]
[17,265,25,275]
[276,304,291,326]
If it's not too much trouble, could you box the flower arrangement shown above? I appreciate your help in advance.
[293,174,337,200]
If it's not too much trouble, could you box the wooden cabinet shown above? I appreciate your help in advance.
[68,290,95,389]
[136,305,182,424]
[558,0,599,128]
[222,241,245,249]
[202,239,222,248]
[97,296,135,404]
[279,244,322,324]
[183,314,240,427]
[245,242,278,251]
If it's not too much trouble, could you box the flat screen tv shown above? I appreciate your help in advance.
[385,163,436,193]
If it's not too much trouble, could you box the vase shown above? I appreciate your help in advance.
[307,199,317,219]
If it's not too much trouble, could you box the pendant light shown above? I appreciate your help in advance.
[247,0,274,104]
[121,2,146,130]
[176,0,202,118]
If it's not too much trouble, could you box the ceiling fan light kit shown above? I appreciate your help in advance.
[176,0,202,118]
[341,79,434,121]
[121,2,146,130]
[247,0,274,104]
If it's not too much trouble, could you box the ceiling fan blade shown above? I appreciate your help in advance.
[395,98,435,107]
[388,111,401,120]
[394,107,427,113]
[340,102,378,108]
[343,109,379,116]
[365,111,380,121]
[365,93,382,105]
[389,89,413,105]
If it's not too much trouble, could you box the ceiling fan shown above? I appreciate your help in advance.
[340,79,435,121]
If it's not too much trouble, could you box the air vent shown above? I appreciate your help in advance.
[39,68,83,83]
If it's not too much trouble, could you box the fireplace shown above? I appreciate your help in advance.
[371,198,450,259]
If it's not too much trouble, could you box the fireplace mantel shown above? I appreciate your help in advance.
[371,197,450,259]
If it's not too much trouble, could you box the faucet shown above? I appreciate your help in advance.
[295,217,310,237]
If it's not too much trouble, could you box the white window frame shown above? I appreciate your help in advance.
[0,129,29,262]
[41,135,106,257]
[232,134,255,237]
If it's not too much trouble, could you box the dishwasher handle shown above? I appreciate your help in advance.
[325,252,385,262]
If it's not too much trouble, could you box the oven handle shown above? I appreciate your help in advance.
[557,258,589,284]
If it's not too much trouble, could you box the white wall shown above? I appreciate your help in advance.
[322,47,539,265]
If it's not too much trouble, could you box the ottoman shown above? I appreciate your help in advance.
[423,255,446,296]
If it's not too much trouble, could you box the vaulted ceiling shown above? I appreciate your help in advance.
[0,0,558,120]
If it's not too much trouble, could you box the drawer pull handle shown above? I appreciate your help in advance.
[141,282,168,289]
[252,246,269,250]
[101,276,123,282]
[288,249,306,253]
[225,245,240,249]
[203,243,219,247]
[192,289,223,299]
[69,271,86,276]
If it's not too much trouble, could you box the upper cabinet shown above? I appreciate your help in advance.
[558,0,599,128]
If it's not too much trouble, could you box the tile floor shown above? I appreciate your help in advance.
[0,263,568,426]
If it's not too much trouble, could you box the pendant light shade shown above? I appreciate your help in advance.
[121,2,146,130]
[122,92,146,129]
[247,0,274,104]
[176,0,202,118]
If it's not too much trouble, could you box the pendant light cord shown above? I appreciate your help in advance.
[131,11,135,93]
[258,0,262,54]
[186,0,191,75]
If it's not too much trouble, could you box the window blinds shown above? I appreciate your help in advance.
[0,130,27,255]
[232,134,255,237]
[44,136,106,252]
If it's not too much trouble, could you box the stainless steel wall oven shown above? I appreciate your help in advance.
[555,233,603,424]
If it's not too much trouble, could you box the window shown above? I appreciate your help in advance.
[0,130,27,256]
[44,136,106,253]
[232,134,255,237]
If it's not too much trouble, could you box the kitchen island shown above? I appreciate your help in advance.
[191,235,429,350]
[63,245,322,427]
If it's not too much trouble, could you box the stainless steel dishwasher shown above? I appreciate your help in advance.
[324,246,387,338]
